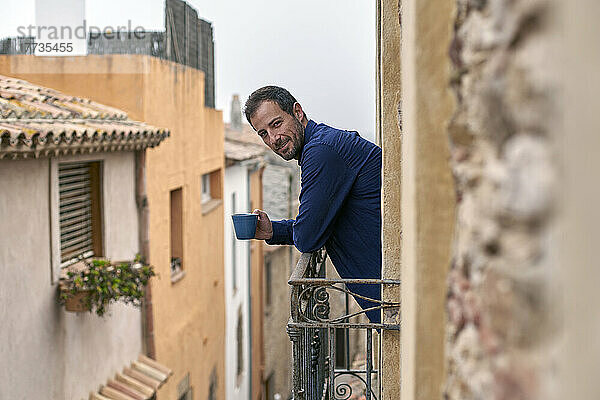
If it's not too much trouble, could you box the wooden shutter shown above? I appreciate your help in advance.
[59,161,102,266]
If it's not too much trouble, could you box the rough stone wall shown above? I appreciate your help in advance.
[262,163,294,221]
[445,0,560,399]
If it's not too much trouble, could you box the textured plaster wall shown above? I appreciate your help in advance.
[0,152,142,400]
[445,0,561,399]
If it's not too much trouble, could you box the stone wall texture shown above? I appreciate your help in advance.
[445,0,560,399]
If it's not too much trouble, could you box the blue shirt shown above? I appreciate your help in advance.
[266,120,382,323]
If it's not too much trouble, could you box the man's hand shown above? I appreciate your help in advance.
[253,209,273,240]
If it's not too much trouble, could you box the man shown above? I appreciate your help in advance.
[245,86,382,323]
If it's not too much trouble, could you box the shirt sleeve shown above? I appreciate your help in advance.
[266,143,357,253]
[266,219,294,245]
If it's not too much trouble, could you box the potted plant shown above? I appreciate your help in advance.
[59,255,155,316]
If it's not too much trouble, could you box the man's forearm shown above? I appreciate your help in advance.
[265,219,295,246]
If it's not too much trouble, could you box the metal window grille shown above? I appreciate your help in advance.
[59,162,101,267]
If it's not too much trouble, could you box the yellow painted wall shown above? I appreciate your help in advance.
[0,54,226,400]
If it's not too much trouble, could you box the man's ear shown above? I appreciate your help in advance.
[293,102,305,122]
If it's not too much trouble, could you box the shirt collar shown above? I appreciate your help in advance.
[298,119,317,163]
[304,119,317,144]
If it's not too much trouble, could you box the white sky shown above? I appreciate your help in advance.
[1,0,376,141]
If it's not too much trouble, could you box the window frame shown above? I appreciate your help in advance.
[50,156,105,284]
[201,169,223,215]
[201,173,211,204]
[170,187,185,283]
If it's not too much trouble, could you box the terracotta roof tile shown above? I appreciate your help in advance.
[0,75,168,159]
[224,122,267,163]
[90,355,172,400]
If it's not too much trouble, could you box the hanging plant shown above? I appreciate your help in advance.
[59,255,155,317]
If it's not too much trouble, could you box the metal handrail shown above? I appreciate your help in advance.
[287,249,400,400]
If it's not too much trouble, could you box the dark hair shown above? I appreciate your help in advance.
[244,86,300,127]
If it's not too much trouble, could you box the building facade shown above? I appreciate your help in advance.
[0,54,226,400]
[224,120,266,400]
[0,75,168,399]
[226,98,301,399]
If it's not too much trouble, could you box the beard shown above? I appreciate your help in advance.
[276,117,304,160]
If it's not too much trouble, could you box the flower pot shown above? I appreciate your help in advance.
[63,289,92,313]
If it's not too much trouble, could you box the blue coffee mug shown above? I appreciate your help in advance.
[232,213,258,240]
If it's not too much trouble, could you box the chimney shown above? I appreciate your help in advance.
[230,94,242,130]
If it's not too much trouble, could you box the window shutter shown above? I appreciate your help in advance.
[59,162,96,265]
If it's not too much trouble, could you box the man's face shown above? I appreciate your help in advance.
[250,101,304,161]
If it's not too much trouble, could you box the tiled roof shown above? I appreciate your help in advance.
[225,122,264,146]
[90,354,172,400]
[224,122,266,163]
[0,75,169,160]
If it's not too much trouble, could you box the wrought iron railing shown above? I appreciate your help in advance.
[287,249,400,400]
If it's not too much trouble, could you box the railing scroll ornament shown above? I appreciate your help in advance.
[287,249,400,400]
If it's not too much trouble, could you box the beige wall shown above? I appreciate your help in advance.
[378,0,456,399]
[561,3,600,399]
[400,0,456,398]
[378,0,403,397]
[0,152,142,399]
[0,54,226,400]
[142,59,225,400]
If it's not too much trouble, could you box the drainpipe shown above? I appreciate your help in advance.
[136,149,156,359]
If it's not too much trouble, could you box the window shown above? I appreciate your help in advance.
[59,161,103,267]
[201,173,211,203]
[236,309,244,383]
[177,372,193,400]
[201,170,223,215]
[170,188,184,279]
[201,169,222,204]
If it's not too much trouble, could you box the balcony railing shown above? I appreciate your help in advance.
[287,249,400,400]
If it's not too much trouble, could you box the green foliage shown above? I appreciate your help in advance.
[59,255,155,317]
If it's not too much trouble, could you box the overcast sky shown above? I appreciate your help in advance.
[1,0,376,141]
